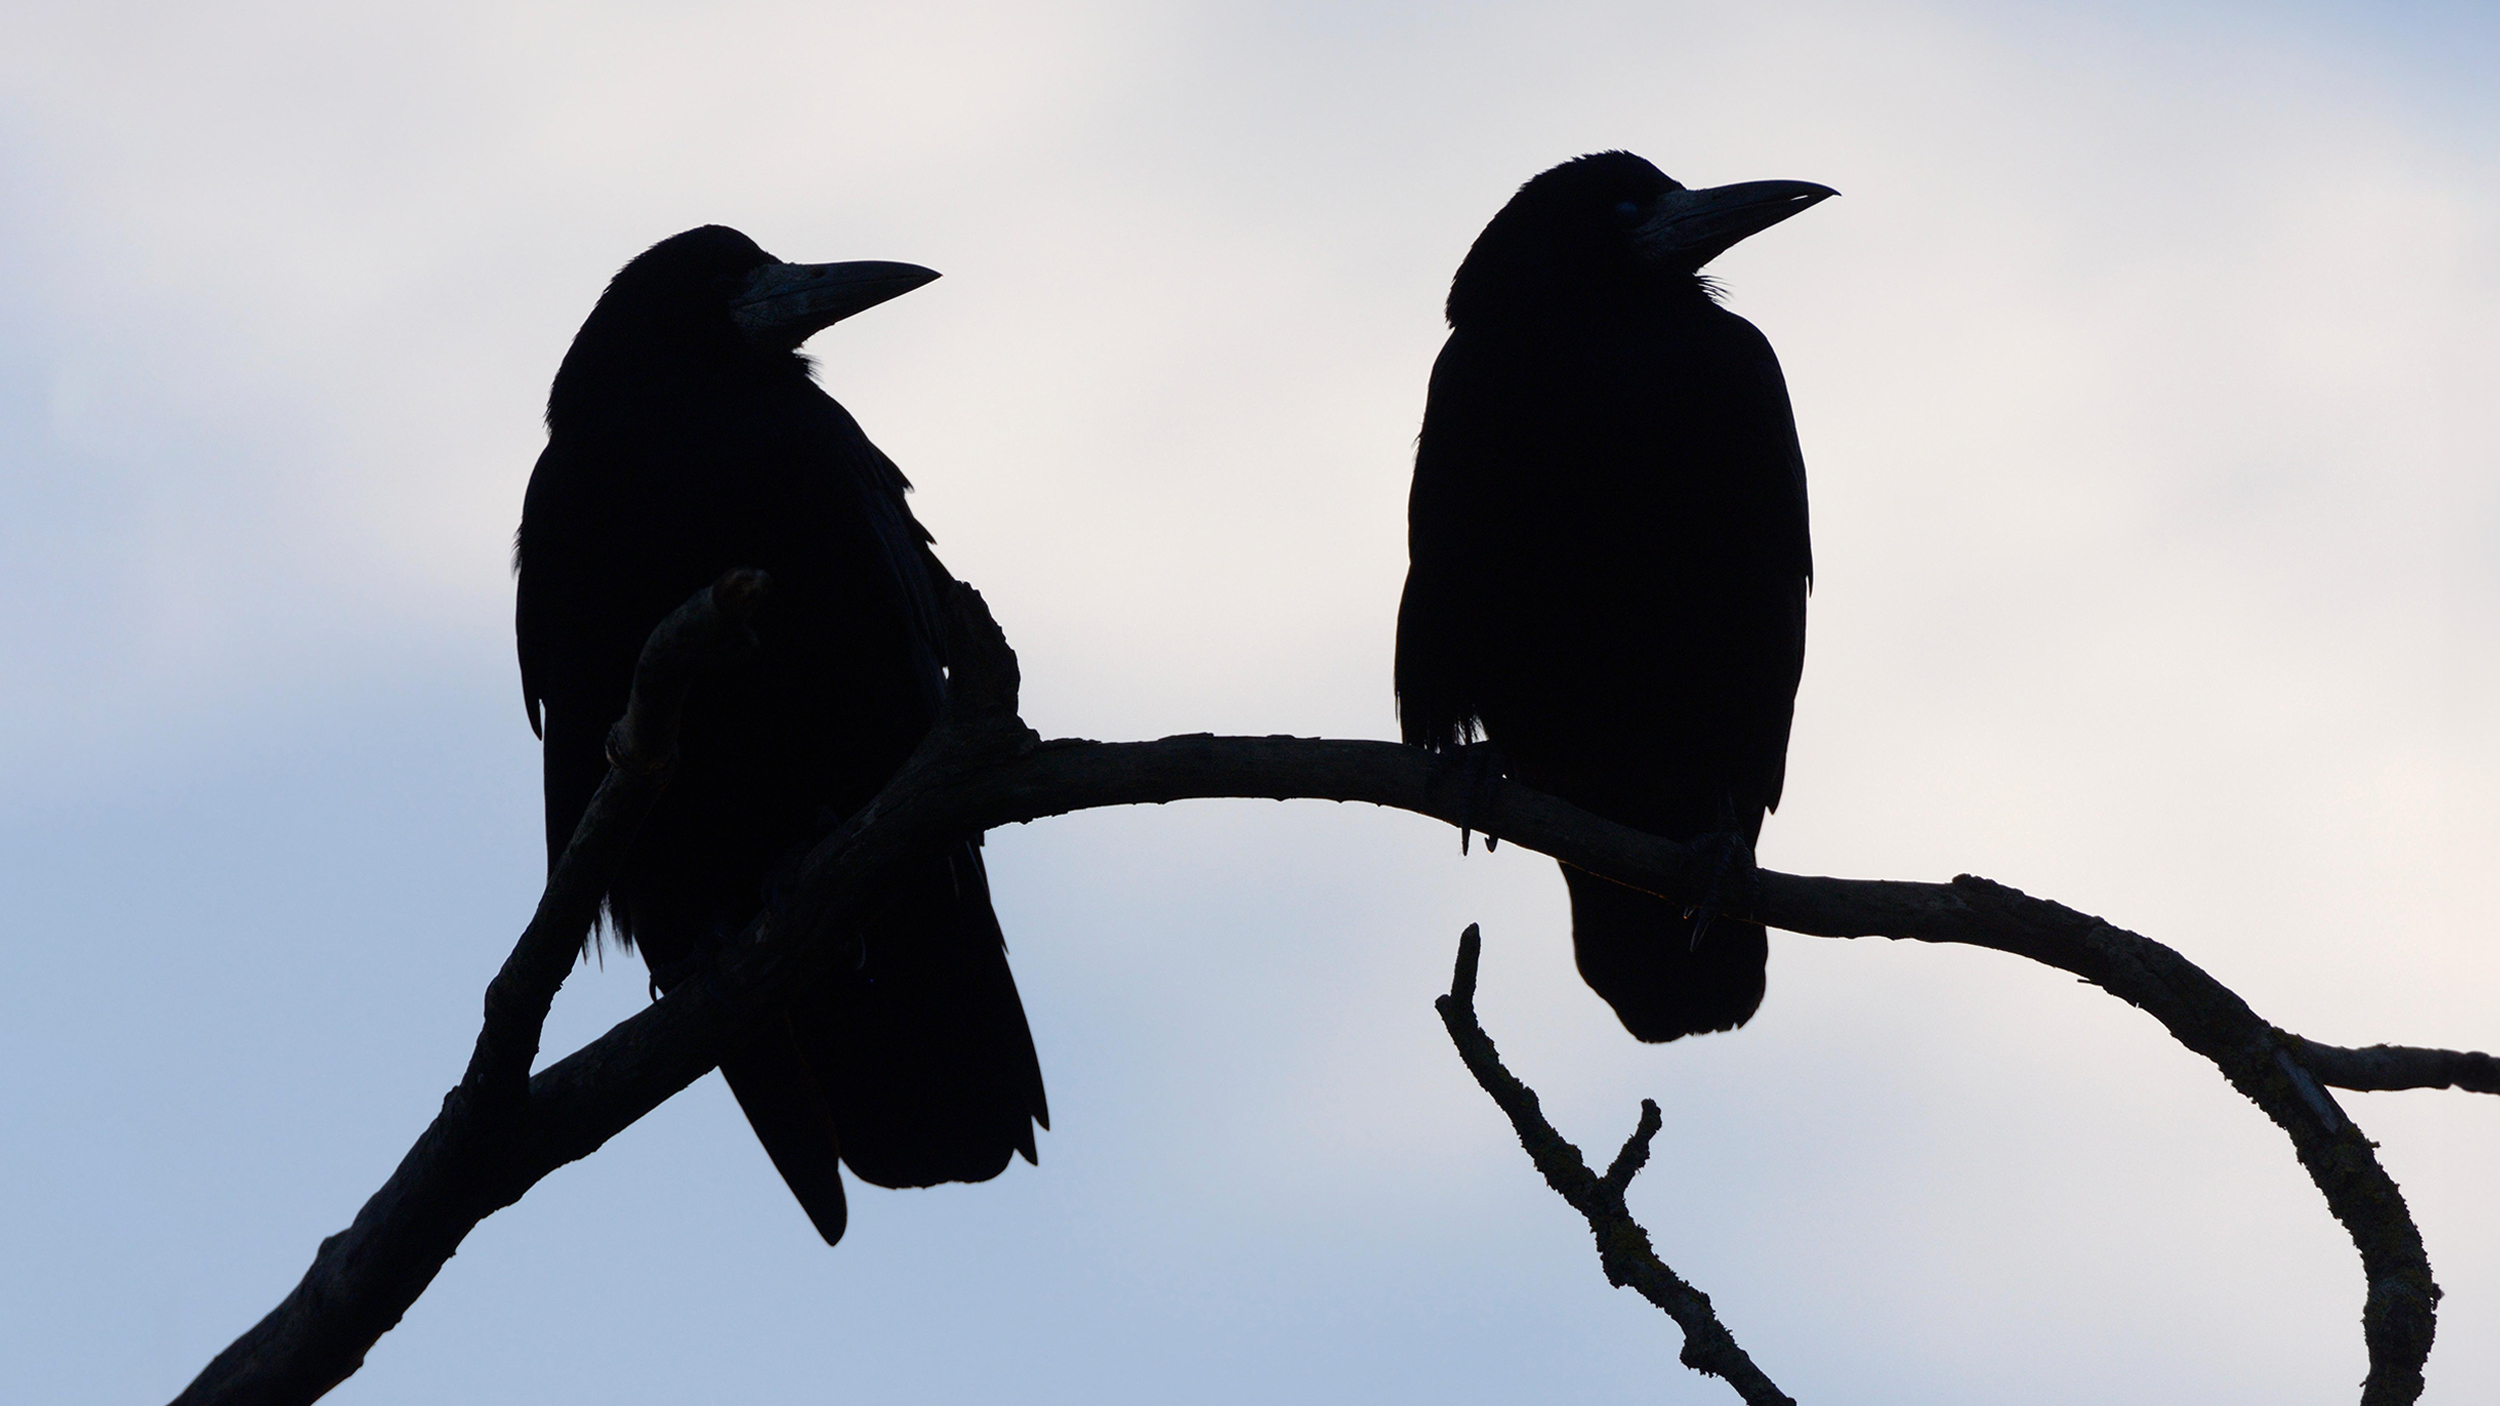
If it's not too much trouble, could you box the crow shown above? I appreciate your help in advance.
[515,225,1046,1244]
[1395,152,1832,1042]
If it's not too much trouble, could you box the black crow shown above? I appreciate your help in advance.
[1395,153,1831,1041]
[516,225,1046,1244]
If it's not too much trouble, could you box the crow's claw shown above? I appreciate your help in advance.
[646,945,714,1001]
[1440,740,1508,855]
[1681,828,1757,950]
[757,804,845,916]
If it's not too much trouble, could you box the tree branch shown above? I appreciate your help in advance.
[1436,923,1794,1405]
[171,572,765,1406]
[2287,1038,2500,1096]
[467,568,765,1103]
[175,580,2486,1405]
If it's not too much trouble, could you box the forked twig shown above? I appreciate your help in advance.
[1437,924,1794,1405]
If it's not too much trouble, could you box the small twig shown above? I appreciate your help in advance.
[1436,924,1795,1406]
[2289,1038,2500,1096]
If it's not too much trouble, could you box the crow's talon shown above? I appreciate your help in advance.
[1439,740,1508,854]
[1682,828,1756,951]
[645,947,712,1000]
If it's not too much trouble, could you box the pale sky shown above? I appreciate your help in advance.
[2,2,2495,1402]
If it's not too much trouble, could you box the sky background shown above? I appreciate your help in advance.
[2,1,2496,1402]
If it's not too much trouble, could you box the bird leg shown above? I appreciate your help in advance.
[757,822,824,918]
[651,836,837,1003]
[1439,739,1508,854]
[645,942,718,1001]
[1681,828,1757,951]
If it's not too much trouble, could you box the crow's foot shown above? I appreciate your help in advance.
[759,806,844,916]
[646,944,714,1001]
[1437,740,1508,854]
[1682,829,1757,950]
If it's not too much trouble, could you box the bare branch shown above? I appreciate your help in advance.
[1788,877,2443,1406]
[469,568,765,1102]
[1437,924,1794,1405]
[171,572,765,1406]
[2289,1038,2500,1096]
[176,580,2478,1406]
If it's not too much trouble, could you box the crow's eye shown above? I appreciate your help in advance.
[1613,199,1641,220]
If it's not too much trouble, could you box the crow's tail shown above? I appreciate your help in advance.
[718,1020,852,1244]
[1563,866,1767,1042]
[720,842,1047,1244]
[805,843,1048,1191]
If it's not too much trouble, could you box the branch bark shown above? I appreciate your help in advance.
[1437,923,1794,1405]
[171,571,765,1406]
[2288,1039,2500,1096]
[174,579,2488,1406]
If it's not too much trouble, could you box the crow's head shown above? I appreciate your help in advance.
[1447,151,1832,329]
[549,225,938,424]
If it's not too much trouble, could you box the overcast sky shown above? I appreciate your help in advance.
[3,2,2495,1402]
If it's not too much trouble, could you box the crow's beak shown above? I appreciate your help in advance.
[1636,180,1836,270]
[732,260,941,348]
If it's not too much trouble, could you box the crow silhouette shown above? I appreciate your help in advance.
[1396,153,1832,1041]
[516,225,1045,1243]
